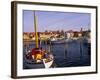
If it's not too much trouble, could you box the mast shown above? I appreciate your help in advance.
[34,11,39,48]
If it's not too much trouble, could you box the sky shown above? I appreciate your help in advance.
[23,10,91,32]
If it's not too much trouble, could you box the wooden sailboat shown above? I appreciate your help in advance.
[25,11,54,68]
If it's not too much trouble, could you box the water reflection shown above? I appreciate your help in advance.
[23,39,91,69]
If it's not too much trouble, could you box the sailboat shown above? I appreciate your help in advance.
[25,11,54,68]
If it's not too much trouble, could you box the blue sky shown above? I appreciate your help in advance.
[23,10,91,32]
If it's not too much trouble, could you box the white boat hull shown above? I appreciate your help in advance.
[43,59,54,68]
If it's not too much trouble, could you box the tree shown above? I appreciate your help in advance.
[73,32,78,37]
[60,30,64,36]
[45,30,48,33]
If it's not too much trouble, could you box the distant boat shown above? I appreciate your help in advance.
[82,37,91,45]
[87,38,91,44]
[50,37,57,41]
[51,39,66,44]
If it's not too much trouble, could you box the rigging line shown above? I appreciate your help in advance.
[42,14,84,27]
[42,17,68,28]
[50,15,89,26]
[45,16,70,26]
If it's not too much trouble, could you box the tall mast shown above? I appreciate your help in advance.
[34,11,39,48]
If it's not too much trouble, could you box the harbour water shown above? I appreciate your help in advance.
[23,39,91,69]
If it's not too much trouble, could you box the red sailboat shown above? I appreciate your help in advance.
[25,11,54,68]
